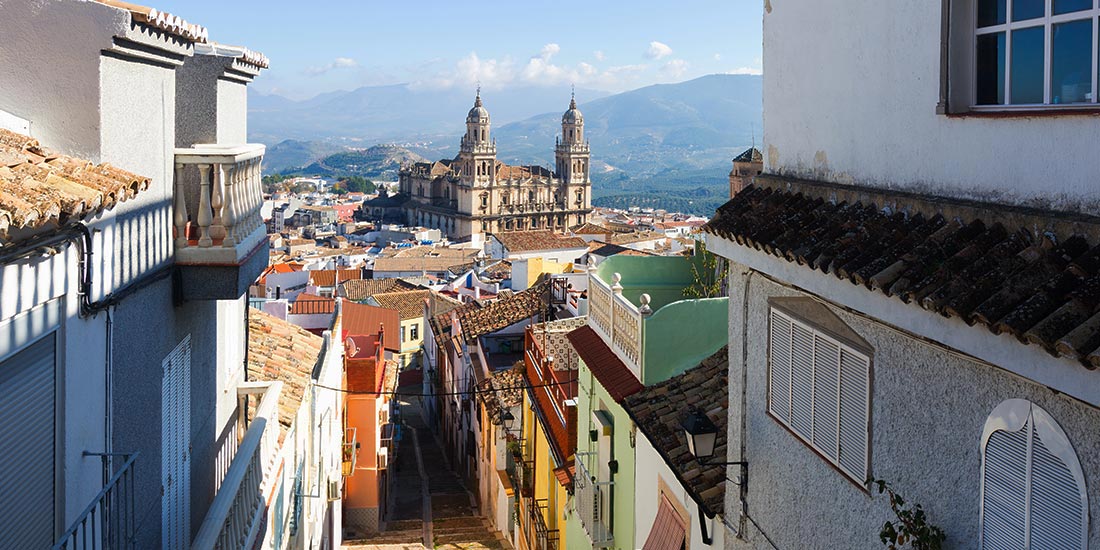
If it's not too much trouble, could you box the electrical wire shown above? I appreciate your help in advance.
[311,377,577,397]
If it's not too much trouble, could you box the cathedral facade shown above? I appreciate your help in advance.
[398,92,593,244]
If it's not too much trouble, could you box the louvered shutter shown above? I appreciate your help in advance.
[812,336,839,455]
[0,335,56,549]
[162,336,192,550]
[768,312,791,422]
[982,425,1028,550]
[837,348,868,480]
[789,322,814,437]
[1029,424,1084,549]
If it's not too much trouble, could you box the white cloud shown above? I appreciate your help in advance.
[727,66,763,75]
[593,50,605,61]
[713,53,722,61]
[660,59,689,79]
[538,43,561,61]
[645,41,673,59]
[304,56,359,76]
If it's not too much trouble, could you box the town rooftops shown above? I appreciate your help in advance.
[567,325,643,402]
[587,241,657,258]
[338,278,420,301]
[247,309,324,443]
[371,290,431,321]
[289,293,335,315]
[0,128,150,240]
[459,281,547,341]
[623,346,729,517]
[705,177,1100,370]
[373,246,479,273]
[493,230,588,253]
[476,365,525,425]
[308,268,363,288]
[570,222,611,235]
[342,301,400,352]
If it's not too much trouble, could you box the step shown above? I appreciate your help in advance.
[433,542,503,550]
[346,530,424,545]
[386,519,424,532]
[342,544,426,550]
[432,526,496,539]
[433,516,488,528]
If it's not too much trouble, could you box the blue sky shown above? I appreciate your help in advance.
[152,0,762,100]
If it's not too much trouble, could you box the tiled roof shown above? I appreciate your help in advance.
[494,161,554,180]
[733,147,763,164]
[567,325,642,402]
[371,290,431,321]
[623,346,729,517]
[429,299,481,354]
[459,282,547,341]
[476,365,526,425]
[373,246,479,274]
[482,260,512,279]
[0,129,150,240]
[570,222,611,235]
[607,230,666,245]
[343,301,401,352]
[308,269,362,287]
[705,181,1100,369]
[448,262,476,277]
[94,0,209,42]
[493,230,588,253]
[289,293,335,315]
[247,309,324,444]
[338,278,419,301]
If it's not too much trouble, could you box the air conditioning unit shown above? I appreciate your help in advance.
[327,480,341,501]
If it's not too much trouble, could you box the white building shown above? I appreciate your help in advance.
[707,1,1100,548]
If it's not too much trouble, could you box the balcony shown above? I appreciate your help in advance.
[524,498,559,550]
[53,453,139,550]
[174,144,268,301]
[586,255,729,385]
[193,381,283,550]
[573,452,613,548]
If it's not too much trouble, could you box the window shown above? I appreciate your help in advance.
[768,307,870,484]
[974,0,1099,106]
[411,323,419,340]
[401,325,406,343]
[980,399,1087,549]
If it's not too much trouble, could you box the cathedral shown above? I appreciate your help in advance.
[398,91,593,244]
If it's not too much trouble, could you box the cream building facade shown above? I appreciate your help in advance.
[399,92,593,244]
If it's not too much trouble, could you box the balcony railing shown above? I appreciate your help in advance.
[192,381,283,550]
[174,144,266,265]
[587,267,645,379]
[530,498,559,550]
[53,452,139,550]
[573,452,613,548]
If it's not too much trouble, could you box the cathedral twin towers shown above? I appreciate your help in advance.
[398,91,594,244]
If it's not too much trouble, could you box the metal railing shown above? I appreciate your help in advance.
[531,498,560,550]
[192,381,283,550]
[53,453,139,550]
[573,452,614,548]
[174,144,266,265]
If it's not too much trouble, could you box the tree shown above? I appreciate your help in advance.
[341,176,376,194]
[866,477,946,550]
[683,239,728,298]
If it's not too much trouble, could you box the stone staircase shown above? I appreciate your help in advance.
[343,519,425,549]
[432,516,508,550]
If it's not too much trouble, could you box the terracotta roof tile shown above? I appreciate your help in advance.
[493,230,588,253]
[623,346,728,517]
[338,278,419,301]
[476,364,526,425]
[373,246,479,273]
[247,309,324,444]
[289,293,335,315]
[371,290,431,321]
[459,281,547,341]
[570,222,611,235]
[568,325,642,402]
[587,241,657,258]
[705,181,1100,370]
[0,129,150,240]
[607,230,666,245]
[308,268,363,287]
[93,0,209,42]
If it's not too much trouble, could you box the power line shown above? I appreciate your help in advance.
[311,377,577,398]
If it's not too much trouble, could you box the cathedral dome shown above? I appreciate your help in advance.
[562,96,582,124]
[467,92,489,121]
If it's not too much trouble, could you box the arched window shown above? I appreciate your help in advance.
[980,399,1087,550]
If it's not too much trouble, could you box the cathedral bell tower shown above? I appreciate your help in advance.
[555,92,590,185]
[459,88,496,186]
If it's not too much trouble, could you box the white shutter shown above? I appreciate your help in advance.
[162,336,192,550]
[837,348,868,480]
[768,311,791,423]
[982,425,1029,550]
[789,322,814,437]
[0,335,55,549]
[812,336,838,455]
[1029,424,1084,549]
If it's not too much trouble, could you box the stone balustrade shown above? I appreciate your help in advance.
[174,144,266,265]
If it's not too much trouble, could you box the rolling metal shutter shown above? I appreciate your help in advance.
[0,334,56,549]
[981,424,1029,549]
[768,311,791,423]
[837,348,869,481]
[1029,425,1082,549]
[162,336,192,550]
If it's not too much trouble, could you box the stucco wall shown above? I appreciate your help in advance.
[723,268,1100,549]
[635,437,723,550]
[763,0,1100,214]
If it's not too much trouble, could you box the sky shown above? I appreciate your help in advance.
[151,0,762,100]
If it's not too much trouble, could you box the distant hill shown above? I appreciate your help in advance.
[285,145,428,179]
[263,139,346,173]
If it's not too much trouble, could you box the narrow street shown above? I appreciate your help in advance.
[344,384,510,550]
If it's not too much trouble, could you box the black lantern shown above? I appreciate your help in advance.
[502,410,515,432]
[681,409,719,460]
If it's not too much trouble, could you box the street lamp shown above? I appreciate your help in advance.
[502,410,516,433]
[680,408,748,546]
